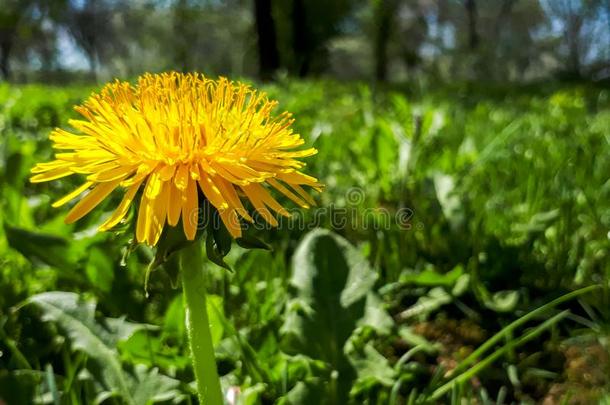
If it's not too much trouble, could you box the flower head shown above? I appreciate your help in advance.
[31,72,321,245]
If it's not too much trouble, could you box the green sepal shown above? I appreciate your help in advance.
[236,233,272,251]
[146,222,200,294]
[210,210,232,257]
[202,206,235,271]
[205,230,232,271]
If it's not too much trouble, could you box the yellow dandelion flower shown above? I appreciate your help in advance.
[31,72,321,245]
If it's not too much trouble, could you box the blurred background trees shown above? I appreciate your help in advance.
[0,0,608,83]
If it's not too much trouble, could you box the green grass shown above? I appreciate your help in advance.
[1,79,609,404]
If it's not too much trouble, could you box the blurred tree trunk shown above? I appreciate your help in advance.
[373,0,396,82]
[0,3,23,81]
[87,50,97,80]
[0,35,13,79]
[291,0,310,77]
[545,0,590,77]
[254,0,280,80]
[400,3,427,79]
[494,0,517,37]
[566,15,584,76]
[173,0,190,71]
[465,0,479,49]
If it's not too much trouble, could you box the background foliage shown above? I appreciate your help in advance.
[1,0,610,404]
[1,79,610,404]
[1,0,609,83]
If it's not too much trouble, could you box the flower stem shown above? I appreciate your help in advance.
[180,242,223,405]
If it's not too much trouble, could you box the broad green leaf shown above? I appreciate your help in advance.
[283,230,378,350]
[484,290,520,312]
[85,247,114,293]
[119,330,190,370]
[398,287,452,320]
[282,229,391,403]
[451,274,471,296]
[434,174,458,215]
[28,292,137,403]
[277,380,326,405]
[0,369,47,405]
[372,119,399,191]
[359,293,394,335]
[4,223,80,270]
[398,326,439,355]
[129,364,183,405]
[163,295,186,339]
[27,292,178,405]
[289,229,377,309]
[348,343,396,396]
[400,265,464,288]
[206,294,225,345]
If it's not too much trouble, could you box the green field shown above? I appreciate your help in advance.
[1,80,610,404]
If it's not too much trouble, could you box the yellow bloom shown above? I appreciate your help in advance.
[31,72,321,245]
